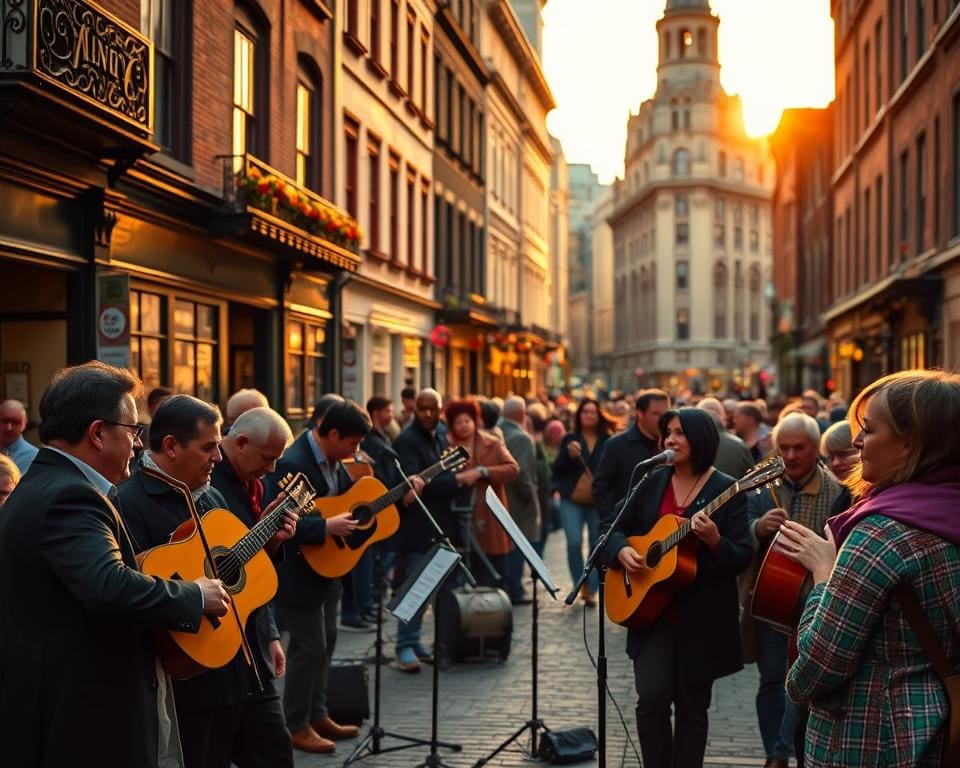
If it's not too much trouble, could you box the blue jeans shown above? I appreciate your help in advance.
[559,499,599,594]
[755,622,796,761]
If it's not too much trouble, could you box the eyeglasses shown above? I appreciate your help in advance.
[103,420,145,440]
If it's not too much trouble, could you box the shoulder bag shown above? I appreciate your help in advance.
[568,453,593,507]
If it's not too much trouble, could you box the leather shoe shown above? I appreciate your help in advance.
[313,715,359,740]
[763,758,788,768]
[290,726,335,753]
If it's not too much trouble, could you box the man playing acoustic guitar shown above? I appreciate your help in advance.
[119,395,299,768]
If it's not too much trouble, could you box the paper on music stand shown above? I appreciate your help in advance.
[387,543,462,624]
[485,486,558,598]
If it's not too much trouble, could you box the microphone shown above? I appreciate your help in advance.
[635,449,677,472]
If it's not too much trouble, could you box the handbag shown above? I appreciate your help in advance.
[538,726,598,764]
[895,584,960,764]
[569,454,593,507]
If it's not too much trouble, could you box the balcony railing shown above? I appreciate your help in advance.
[219,154,362,270]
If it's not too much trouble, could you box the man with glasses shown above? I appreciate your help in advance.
[118,395,298,768]
[0,398,38,473]
[0,362,229,767]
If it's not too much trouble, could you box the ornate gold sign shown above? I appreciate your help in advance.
[34,0,152,132]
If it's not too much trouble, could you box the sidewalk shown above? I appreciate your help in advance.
[291,533,770,768]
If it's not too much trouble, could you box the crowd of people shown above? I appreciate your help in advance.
[1,364,959,768]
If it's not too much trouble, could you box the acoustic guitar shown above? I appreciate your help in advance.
[606,457,785,630]
[292,445,469,578]
[749,531,813,635]
[138,472,316,677]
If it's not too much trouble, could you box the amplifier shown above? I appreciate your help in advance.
[326,661,369,726]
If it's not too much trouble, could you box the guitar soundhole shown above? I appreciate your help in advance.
[352,505,374,528]
[645,541,663,569]
[207,547,246,594]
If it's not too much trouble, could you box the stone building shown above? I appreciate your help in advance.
[607,0,774,395]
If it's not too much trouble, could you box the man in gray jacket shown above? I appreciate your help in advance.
[499,396,541,605]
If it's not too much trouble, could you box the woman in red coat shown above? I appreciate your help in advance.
[444,398,519,588]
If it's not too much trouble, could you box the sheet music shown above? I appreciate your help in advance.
[485,487,559,598]
[387,545,461,624]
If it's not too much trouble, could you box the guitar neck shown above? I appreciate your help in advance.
[660,481,740,554]
[233,495,303,564]
[370,458,450,512]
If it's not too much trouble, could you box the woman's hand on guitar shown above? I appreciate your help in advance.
[691,511,720,548]
[195,577,230,616]
[326,512,359,538]
[776,520,837,585]
[617,546,646,574]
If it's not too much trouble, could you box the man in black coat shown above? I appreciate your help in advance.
[593,389,670,525]
[119,395,298,768]
[391,388,458,672]
[0,362,228,768]
[262,400,368,754]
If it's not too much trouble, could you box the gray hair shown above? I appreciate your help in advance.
[228,406,293,448]
[773,412,821,447]
[226,388,269,423]
[820,420,852,456]
[697,397,725,428]
[503,396,526,420]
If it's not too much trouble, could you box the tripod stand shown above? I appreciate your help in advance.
[342,544,438,766]
[472,573,546,766]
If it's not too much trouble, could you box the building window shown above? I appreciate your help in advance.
[863,41,871,126]
[876,174,884,276]
[344,116,359,217]
[406,169,416,269]
[715,197,725,219]
[673,148,690,176]
[390,0,400,83]
[718,150,727,177]
[697,27,706,56]
[900,0,909,83]
[407,12,416,99]
[367,136,381,253]
[713,262,727,339]
[955,94,960,237]
[672,110,679,131]
[676,222,689,246]
[295,60,322,191]
[676,261,689,290]
[390,153,400,262]
[916,0,925,61]
[875,19,883,108]
[233,26,256,160]
[346,0,359,36]
[734,227,743,250]
[900,148,910,259]
[864,187,871,282]
[917,132,926,254]
[370,0,381,62]
[421,180,430,275]
[174,298,218,402]
[676,308,689,340]
[734,156,744,181]
[714,223,725,247]
[749,204,758,227]
[420,31,429,115]
[749,230,759,252]
[286,320,326,413]
[748,266,761,342]
[683,110,690,130]
[130,289,166,394]
[680,28,693,58]
[141,0,189,161]
[676,194,688,217]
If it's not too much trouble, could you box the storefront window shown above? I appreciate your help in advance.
[287,319,326,412]
[174,299,218,402]
[130,290,166,393]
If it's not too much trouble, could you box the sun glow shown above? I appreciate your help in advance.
[543,0,835,179]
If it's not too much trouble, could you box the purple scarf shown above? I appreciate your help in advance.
[827,466,960,548]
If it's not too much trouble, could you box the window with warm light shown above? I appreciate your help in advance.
[141,0,188,161]
[130,290,166,394]
[174,299,218,402]
[233,26,256,160]
[287,320,326,413]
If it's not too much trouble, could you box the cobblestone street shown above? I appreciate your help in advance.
[291,533,770,768]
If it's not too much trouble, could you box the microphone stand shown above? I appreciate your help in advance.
[393,458,475,768]
[565,463,658,768]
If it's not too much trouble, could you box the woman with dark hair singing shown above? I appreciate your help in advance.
[781,370,960,767]
[605,407,754,768]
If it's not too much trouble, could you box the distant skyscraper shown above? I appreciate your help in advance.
[607,0,774,395]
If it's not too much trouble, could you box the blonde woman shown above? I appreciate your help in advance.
[0,454,20,509]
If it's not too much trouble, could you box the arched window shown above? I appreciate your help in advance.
[749,265,762,341]
[296,56,323,191]
[673,148,690,176]
[713,262,727,339]
[648,263,658,337]
[733,261,744,339]
[233,2,270,161]
[697,28,706,56]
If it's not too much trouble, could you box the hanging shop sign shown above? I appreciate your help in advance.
[97,272,131,369]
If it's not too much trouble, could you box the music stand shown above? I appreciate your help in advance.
[473,487,558,766]
[342,543,434,767]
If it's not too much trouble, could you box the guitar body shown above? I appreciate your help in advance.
[605,515,699,630]
[749,531,812,634]
[300,476,400,578]
[139,508,278,674]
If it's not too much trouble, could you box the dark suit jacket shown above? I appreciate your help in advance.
[603,465,754,684]
[263,430,354,610]
[392,421,461,553]
[0,449,202,767]
[551,431,611,501]
[118,466,272,711]
[592,423,660,523]
[361,428,400,486]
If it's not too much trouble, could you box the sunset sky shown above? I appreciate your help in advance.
[542,0,836,183]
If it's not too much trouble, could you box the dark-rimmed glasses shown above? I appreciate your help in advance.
[102,420,145,440]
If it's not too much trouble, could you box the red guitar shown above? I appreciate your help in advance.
[749,531,813,635]
[606,457,785,630]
